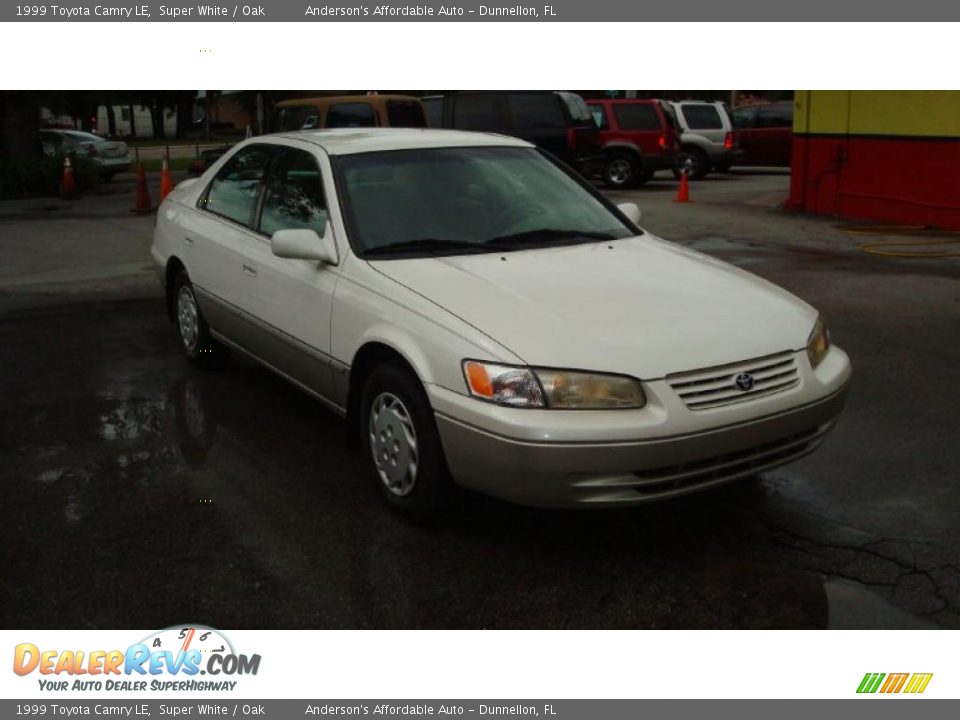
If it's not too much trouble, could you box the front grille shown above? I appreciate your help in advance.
[668,351,800,410]
[629,424,828,498]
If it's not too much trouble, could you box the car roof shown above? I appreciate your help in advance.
[271,128,533,155]
[274,94,421,108]
[587,98,658,104]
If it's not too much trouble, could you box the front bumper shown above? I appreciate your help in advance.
[429,347,850,507]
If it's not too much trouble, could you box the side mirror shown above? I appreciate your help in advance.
[271,224,338,265]
[617,202,642,225]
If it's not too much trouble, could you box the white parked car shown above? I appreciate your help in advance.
[151,129,851,520]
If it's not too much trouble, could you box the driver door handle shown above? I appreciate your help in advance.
[243,264,257,277]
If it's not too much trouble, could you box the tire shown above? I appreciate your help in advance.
[672,147,710,180]
[172,270,229,369]
[602,152,641,189]
[360,363,455,521]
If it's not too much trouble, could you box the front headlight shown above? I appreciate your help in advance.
[806,317,830,368]
[462,361,646,409]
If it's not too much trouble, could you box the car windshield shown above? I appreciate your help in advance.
[335,146,636,258]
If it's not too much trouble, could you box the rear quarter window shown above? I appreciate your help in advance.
[589,105,608,130]
[276,106,318,132]
[507,93,565,129]
[327,103,377,128]
[612,104,661,131]
[422,97,443,128]
[452,94,499,131]
[680,104,724,130]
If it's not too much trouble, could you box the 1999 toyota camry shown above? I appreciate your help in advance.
[152,128,851,520]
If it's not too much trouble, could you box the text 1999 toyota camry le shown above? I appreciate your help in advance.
[152,129,851,520]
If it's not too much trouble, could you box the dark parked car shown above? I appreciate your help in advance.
[587,98,680,187]
[430,91,601,175]
[731,102,794,167]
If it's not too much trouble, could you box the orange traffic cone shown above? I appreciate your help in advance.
[61,156,76,198]
[132,162,153,213]
[159,157,172,201]
[675,169,691,203]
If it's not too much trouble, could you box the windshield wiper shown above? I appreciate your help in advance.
[486,229,619,248]
[363,238,487,256]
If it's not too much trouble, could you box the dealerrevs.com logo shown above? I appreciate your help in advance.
[857,673,933,695]
[13,626,261,692]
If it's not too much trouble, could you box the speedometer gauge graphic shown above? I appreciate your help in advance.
[140,625,234,661]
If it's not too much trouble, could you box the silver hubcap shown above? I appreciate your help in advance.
[369,392,418,497]
[177,286,199,352]
[608,158,632,185]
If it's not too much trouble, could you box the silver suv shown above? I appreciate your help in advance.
[670,101,742,180]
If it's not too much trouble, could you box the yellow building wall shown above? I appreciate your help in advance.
[794,90,960,137]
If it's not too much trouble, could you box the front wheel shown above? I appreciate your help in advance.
[173,271,229,368]
[360,363,455,521]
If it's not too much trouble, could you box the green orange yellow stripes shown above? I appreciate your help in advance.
[857,672,932,694]
[879,673,909,693]
[857,673,886,694]
[903,673,934,694]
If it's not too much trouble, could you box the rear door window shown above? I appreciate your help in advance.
[612,103,661,131]
[452,94,499,131]
[386,100,426,128]
[326,103,377,128]
[258,149,327,237]
[203,145,273,227]
[680,104,724,130]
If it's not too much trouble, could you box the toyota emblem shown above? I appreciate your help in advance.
[734,372,755,391]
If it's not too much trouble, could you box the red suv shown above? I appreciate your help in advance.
[587,99,680,188]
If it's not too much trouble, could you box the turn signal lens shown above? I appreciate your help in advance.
[462,361,545,408]
[806,317,831,368]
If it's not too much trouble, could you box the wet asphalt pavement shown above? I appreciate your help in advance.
[2,172,959,629]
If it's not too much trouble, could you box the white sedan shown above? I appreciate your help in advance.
[151,128,851,520]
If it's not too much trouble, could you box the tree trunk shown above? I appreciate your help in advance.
[106,104,117,137]
[151,99,166,139]
[128,104,137,137]
[175,90,194,139]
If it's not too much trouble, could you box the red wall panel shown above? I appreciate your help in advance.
[789,135,960,230]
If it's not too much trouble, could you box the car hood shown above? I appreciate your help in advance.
[369,235,817,379]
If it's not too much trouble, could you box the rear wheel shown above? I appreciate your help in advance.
[602,152,641,189]
[173,271,229,369]
[672,147,710,180]
[360,363,454,521]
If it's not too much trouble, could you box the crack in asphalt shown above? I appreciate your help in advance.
[763,518,959,622]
